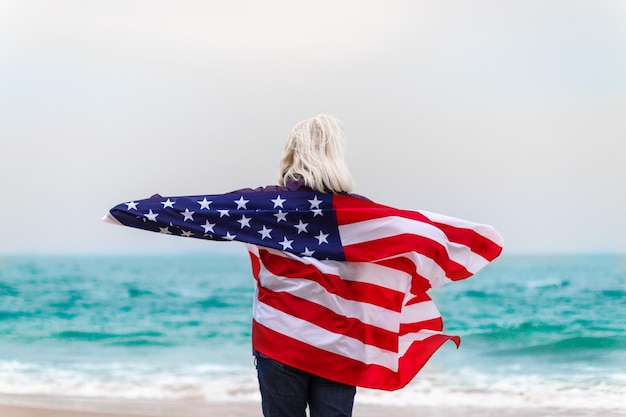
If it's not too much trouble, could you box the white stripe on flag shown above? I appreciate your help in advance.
[400,300,442,324]
[419,210,505,247]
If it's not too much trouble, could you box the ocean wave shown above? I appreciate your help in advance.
[107,339,176,347]
[195,296,243,309]
[461,290,491,299]
[602,289,626,299]
[465,321,568,340]
[55,330,165,342]
[0,311,39,320]
[488,335,626,357]
[126,287,155,298]
[0,282,19,297]
[525,278,570,289]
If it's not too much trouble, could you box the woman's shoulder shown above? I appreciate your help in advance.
[227,178,309,194]
[227,178,370,201]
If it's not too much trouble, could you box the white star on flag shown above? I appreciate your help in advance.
[224,231,236,240]
[279,236,294,250]
[315,231,329,244]
[271,195,286,208]
[237,215,252,229]
[201,220,215,233]
[308,196,322,209]
[181,209,195,221]
[197,198,212,210]
[181,230,193,237]
[125,201,139,210]
[294,220,309,234]
[159,226,171,234]
[258,225,273,240]
[161,199,175,208]
[274,210,288,222]
[218,210,230,218]
[301,247,315,257]
[145,209,158,221]
[234,196,250,209]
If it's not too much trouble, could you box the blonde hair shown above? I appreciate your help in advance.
[279,114,354,193]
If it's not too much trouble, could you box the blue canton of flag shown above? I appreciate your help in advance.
[107,192,346,261]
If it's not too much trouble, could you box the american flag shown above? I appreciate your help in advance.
[105,190,503,390]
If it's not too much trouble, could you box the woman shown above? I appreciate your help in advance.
[251,114,358,417]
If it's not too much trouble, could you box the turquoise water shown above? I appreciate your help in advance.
[0,253,625,411]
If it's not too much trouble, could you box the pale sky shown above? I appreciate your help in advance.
[1,0,625,255]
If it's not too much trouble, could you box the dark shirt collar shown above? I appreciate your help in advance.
[285,177,311,192]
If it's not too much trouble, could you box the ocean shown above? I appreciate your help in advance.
[0,252,624,413]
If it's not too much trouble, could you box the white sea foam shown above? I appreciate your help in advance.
[0,360,260,402]
[357,368,626,412]
[1,360,625,412]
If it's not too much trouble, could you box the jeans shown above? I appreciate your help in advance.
[256,356,356,417]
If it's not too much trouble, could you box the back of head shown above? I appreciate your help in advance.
[279,114,354,193]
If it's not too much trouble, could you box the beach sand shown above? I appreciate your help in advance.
[0,396,624,417]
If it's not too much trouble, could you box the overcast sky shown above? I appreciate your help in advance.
[1,0,625,255]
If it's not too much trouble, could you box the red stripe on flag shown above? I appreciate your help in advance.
[399,317,444,335]
[256,285,399,352]
[258,249,405,311]
[432,221,503,261]
[248,250,261,281]
[332,194,399,224]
